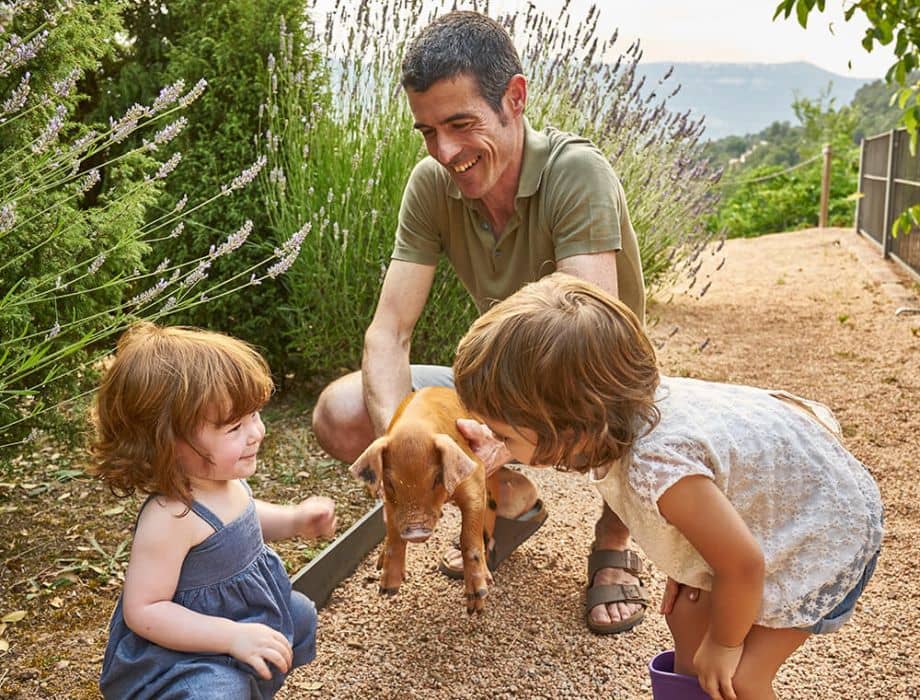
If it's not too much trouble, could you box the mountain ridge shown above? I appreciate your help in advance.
[635,61,875,140]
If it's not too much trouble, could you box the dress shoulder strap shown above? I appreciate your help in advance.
[188,500,224,531]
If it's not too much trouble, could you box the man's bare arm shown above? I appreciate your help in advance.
[362,259,436,435]
[556,251,619,297]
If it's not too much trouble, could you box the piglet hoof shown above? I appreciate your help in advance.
[465,587,488,614]
[379,586,399,596]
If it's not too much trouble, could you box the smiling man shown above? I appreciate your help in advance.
[311,10,649,634]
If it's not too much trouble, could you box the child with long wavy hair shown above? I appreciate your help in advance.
[452,273,882,700]
[90,322,336,699]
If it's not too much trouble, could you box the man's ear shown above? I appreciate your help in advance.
[349,436,388,492]
[433,433,478,496]
[504,74,527,117]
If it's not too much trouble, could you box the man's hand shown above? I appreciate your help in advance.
[659,576,699,615]
[456,419,511,476]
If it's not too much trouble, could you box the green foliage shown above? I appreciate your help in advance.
[88,0,315,370]
[259,0,721,372]
[851,75,913,141]
[709,92,859,237]
[1,2,310,453]
[774,0,919,235]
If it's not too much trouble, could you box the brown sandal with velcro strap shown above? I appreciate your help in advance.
[585,547,649,634]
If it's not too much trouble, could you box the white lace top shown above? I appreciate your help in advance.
[590,376,883,629]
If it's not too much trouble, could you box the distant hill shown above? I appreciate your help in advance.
[636,61,875,140]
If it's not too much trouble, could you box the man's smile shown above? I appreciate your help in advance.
[452,154,481,173]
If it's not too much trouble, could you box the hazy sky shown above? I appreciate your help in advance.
[485,0,897,79]
[311,0,898,80]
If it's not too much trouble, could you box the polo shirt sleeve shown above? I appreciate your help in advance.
[545,145,625,261]
[392,158,442,266]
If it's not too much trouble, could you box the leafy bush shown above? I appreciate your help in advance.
[0,2,309,454]
[87,0,316,372]
[709,92,860,237]
[260,0,721,372]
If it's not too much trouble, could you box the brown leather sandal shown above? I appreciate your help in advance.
[585,547,649,634]
[438,499,548,579]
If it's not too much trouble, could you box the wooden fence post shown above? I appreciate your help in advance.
[819,143,832,228]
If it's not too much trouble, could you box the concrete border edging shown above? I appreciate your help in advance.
[291,501,384,609]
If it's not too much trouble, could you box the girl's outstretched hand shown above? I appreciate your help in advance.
[294,496,337,539]
[228,622,293,680]
[455,418,512,476]
[693,633,743,700]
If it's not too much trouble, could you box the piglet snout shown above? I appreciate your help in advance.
[400,525,433,543]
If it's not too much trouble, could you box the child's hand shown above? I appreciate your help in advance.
[456,419,512,476]
[227,622,293,680]
[693,633,743,700]
[294,496,337,539]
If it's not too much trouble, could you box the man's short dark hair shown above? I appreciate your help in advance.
[400,11,523,114]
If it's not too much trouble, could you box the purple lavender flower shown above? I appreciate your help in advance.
[151,79,186,113]
[31,104,67,153]
[1,70,30,115]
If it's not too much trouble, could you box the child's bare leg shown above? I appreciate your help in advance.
[667,587,810,698]
[666,585,711,674]
[731,625,809,699]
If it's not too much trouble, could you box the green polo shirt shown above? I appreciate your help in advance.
[393,119,645,322]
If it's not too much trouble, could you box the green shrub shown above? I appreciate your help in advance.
[710,93,860,238]
[0,2,310,454]
[87,0,317,372]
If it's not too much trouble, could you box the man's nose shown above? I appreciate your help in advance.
[437,133,462,165]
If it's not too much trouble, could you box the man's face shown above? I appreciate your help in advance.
[406,73,520,201]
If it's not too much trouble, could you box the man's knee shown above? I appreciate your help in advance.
[311,373,373,462]
[493,467,539,518]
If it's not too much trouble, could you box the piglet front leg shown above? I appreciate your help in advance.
[376,501,407,595]
[456,490,492,613]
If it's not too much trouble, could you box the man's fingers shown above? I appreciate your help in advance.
[720,676,737,700]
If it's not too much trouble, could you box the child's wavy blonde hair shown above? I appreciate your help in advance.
[89,322,273,505]
[453,273,660,472]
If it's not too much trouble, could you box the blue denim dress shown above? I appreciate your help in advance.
[100,483,317,699]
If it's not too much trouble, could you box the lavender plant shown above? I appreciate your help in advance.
[259,0,721,371]
[0,1,310,452]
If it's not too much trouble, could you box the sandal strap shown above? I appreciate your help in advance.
[587,548,643,580]
[586,583,650,610]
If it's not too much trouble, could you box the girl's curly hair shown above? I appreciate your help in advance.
[453,273,660,473]
[89,322,273,506]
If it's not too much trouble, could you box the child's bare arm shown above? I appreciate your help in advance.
[658,475,765,699]
[121,501,292,679]
[255,496,337,542]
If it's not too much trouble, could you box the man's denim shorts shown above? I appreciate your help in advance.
[803,548,879,635]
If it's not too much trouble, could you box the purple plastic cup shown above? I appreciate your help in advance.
[648,650,711,700]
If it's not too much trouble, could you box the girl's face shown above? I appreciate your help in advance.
[176,410,265,486]
[482,417,539,466]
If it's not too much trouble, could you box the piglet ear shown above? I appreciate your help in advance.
[350,436,388,492]
[433,433,478,497]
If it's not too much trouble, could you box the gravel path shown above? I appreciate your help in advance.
[278,228,919,700]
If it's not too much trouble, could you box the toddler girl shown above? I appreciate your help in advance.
[452,273,882,700]
[91,322,336,699]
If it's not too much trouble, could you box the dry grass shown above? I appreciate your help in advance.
[1,227,918,699]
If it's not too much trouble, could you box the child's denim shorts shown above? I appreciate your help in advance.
[802,548,879,635]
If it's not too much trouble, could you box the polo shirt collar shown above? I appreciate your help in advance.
[446,117,551,201]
